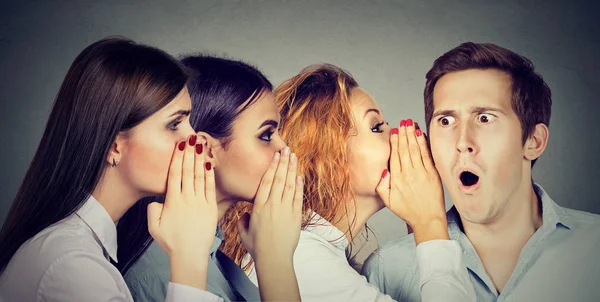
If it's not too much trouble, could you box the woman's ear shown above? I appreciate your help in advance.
[524,123,549,162]
[107,133,127,168]
[196,131,219,166]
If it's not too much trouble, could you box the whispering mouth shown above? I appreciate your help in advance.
[459,171,480,187]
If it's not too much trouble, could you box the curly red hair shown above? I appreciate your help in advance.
[219,64,362,269]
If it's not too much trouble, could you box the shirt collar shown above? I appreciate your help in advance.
[447,183,572,239]
[210,226,224,258]
[534,183,572,230]
[304,211,349,252]
[75,195,119,262]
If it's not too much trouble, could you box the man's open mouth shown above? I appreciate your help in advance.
[459,171,480,187]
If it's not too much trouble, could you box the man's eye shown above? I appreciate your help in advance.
[477,114,496,124]
[438,116,456,126]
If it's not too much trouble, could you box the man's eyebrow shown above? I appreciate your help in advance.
[471,106,506,115]
[432,109,456,119]
[432,107,507,118]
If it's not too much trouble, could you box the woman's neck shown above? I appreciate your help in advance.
[92,169,142,222]
[332,195,384,244]
[215,191,239,221]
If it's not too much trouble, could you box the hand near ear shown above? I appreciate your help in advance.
[238,146,303,302]
[147,134,218,290]
[376,120,449,245]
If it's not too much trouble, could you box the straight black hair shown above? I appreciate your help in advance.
[0,37,188,275]
[116,54,272,274]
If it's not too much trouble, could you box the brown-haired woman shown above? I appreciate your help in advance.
[0,38,302,302]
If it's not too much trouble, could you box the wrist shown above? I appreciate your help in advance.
[169,252,210,289]
[254,252,294,269]
[411,217,450,245]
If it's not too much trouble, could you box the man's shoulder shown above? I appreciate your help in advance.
[563,207,600,226]
[362,233,419,277]
[370,233,418,260]
[361,234,421,301]
[561,207,600,242]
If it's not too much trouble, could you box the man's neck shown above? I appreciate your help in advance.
[461,183,543,251]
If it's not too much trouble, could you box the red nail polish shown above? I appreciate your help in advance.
[416,129,422,136]
[381,169,388,178]
[205,162,212,170]
[406,119,413,127]
[178,141,186,151]
[196,144,203,154]
[188,135,197,146]
[400,120,406,127]
[391,128,398,135]
[415,122,420,130]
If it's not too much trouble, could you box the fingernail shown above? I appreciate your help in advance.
[188,135,197,146]
[400,120,406,127]
[391,128,398,135]
[273,151,280,161]
[178,141,186,151]
[406,119,413,127]
[290,153,297,165]
[205,162,212,170]
[282,146,290,156]
[416,129,422,136]
[381,169,388,178]
[415,122,420,130]
[196,144,203,154]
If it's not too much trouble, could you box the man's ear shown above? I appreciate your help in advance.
[524,123,549,161]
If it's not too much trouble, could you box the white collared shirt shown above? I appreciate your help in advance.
[0,195,222,302]
[244,212,475,301]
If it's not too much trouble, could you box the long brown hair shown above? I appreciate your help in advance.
[0,37,187,275]
[219,64,365,269]
[116,54,273,274]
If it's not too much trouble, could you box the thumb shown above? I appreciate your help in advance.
[237,212,251,245]
[376,169,391,207]
[147,202,163,238]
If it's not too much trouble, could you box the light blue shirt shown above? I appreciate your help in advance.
[362,184,600,302]
[125,227,260,302]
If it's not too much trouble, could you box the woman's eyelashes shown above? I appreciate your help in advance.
[166,116,186,131]
[259,128,276,142]
[371,121,387,133]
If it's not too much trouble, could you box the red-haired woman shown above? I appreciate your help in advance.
[220,64,475,301]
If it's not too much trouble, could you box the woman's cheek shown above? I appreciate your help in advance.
[132,140,176,194]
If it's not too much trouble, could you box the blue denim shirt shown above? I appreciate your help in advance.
[362,184,600,302]
[125,227,260,302]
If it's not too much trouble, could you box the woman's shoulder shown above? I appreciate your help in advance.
[16,215,104,266]
[1,218,112,300]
